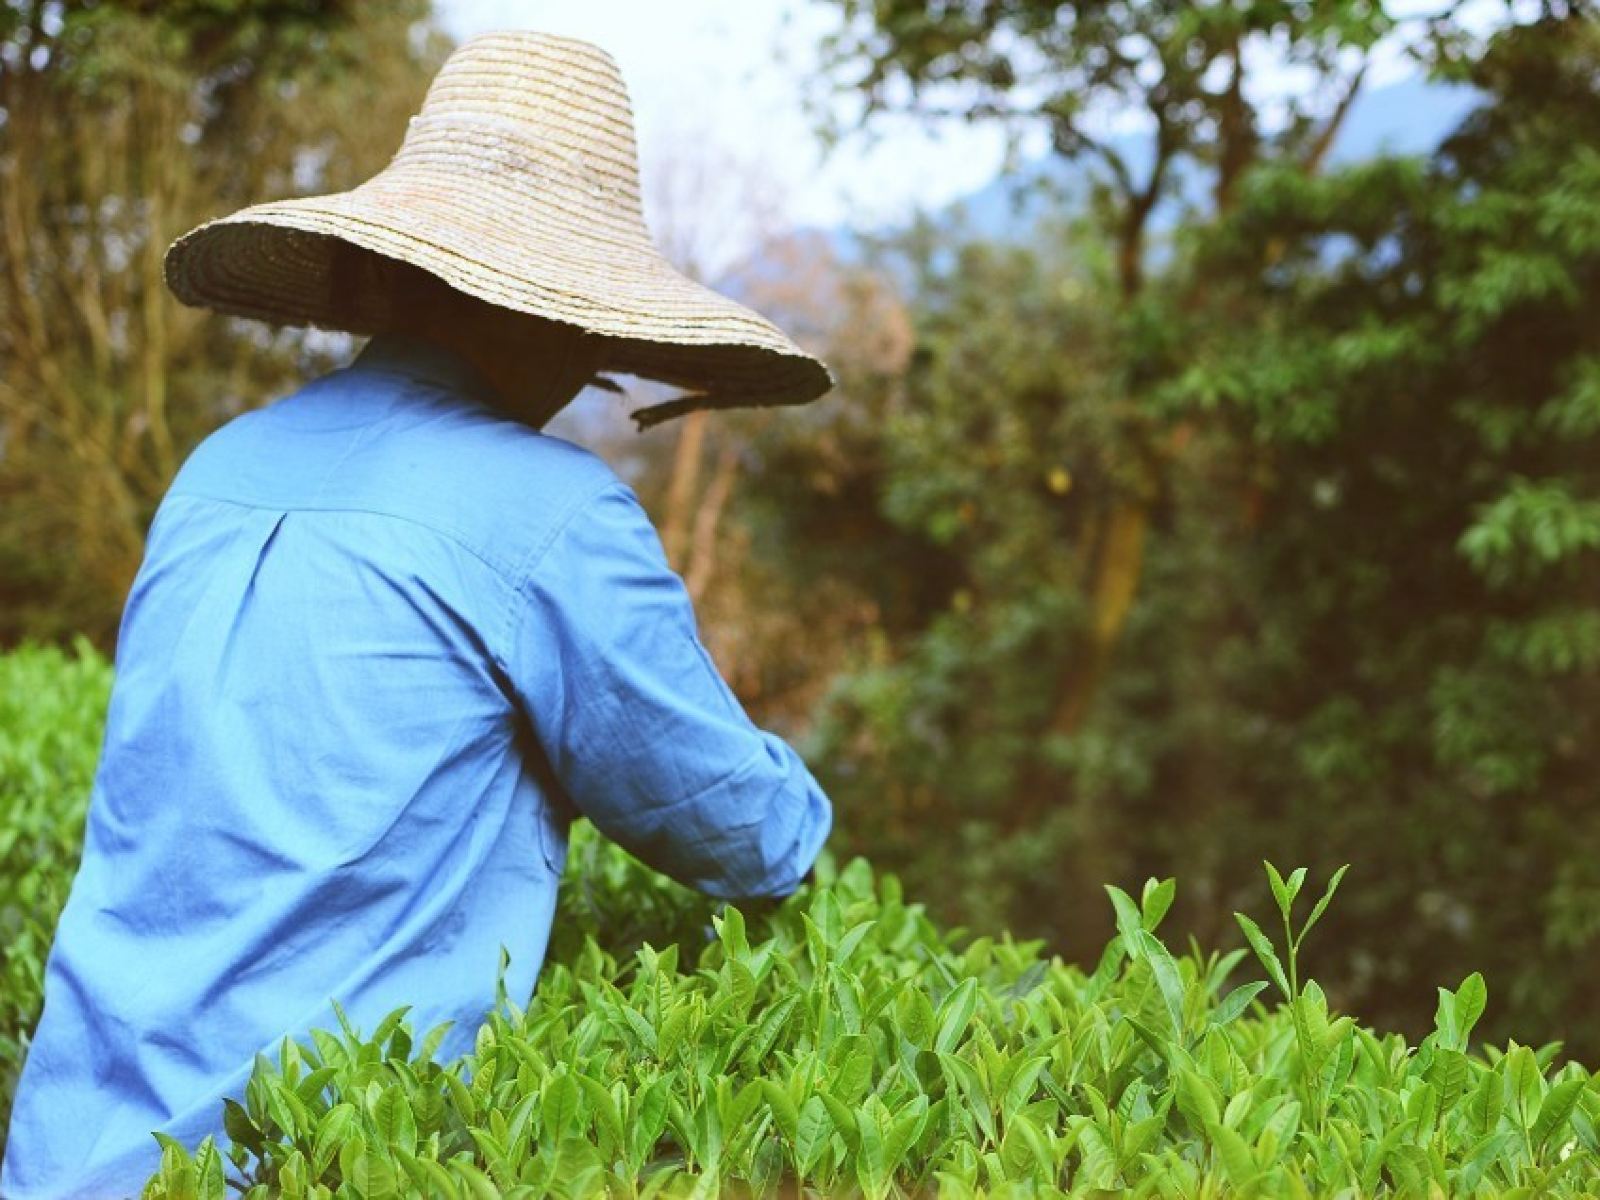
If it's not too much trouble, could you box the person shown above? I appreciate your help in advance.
[2,31,834,1197]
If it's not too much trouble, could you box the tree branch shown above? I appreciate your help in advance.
[1303,60,1369,177]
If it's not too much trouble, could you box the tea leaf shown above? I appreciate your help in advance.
[1456,972,1489,1046]
[1211,981,1270,1027]
[0,663,1581,1200]
[793,1095,833,1176]
[371,1089,416,1155]
[1534,1078,1587,1149]
[934,978,980,1054]
[312,1103,357,1177]
[1233,912,1291,999]
[540,1071,582,1142]
[1298,865,1350,946]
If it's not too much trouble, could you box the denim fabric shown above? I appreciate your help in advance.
[2,334,832,1197]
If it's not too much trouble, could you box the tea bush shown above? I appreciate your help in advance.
[0,641,109,1142]
[2,647,1598,1196]
[140,844,1600,1199]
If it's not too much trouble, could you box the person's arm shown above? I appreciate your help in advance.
[507,480,832,901]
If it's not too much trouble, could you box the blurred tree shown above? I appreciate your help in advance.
[813,0,1425,778]
[793,0,1444,947]
[0,0,445,644]
[704,226,915,716]
[784,3,1600,1050]
[633,120,789,596]
[1153,7,1600,1045]
[615,111,918,719]
[794,216,1140,941]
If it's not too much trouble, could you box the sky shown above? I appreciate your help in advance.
[434,0,1021,238]
[434,1,1519,250]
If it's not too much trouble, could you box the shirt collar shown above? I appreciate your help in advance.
[350,332,505,409]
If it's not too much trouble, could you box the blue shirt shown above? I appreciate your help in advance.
[3,334,833,1198]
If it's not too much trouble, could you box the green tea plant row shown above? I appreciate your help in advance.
[0,646,1596,1196]
[139,834,1600,1199]
[0,642,110,1145]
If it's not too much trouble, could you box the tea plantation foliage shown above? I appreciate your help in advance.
[4,647,1600,1197]
[0,642,110,1144]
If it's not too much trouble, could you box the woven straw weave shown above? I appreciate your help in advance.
[163,31,833,425]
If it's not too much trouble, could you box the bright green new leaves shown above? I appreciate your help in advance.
[1233,912,1290,1000]
[1239,859,1350,1001]
[135,841,1600,1198]
[0,642,110,1144]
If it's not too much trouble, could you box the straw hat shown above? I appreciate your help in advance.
[163,31,833,428]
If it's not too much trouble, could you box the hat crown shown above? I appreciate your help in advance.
[388,31,648,234]
[162,29,835,422]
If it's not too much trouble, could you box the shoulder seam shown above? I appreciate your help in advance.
[496,477,630,688]
[509,477,629,586]
[159,491,522,580]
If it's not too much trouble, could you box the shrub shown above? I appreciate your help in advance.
[138,838,1600,1198]
[2,647,1598,1196]
[0,642,109,1142]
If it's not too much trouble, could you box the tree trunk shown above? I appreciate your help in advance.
[661,408,709,570]
[686,441,739,603]
[1011,488,1152,833]
[1049,495,1151,737]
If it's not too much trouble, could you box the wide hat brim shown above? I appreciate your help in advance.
[161,32,834,427]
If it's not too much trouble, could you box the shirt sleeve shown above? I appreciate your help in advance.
[506,480,833,901]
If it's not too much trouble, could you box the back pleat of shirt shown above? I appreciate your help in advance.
[1,341,618,1198]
